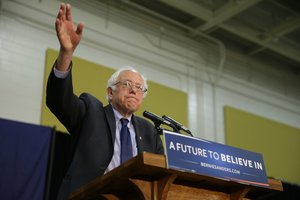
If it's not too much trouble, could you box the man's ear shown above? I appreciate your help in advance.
[107,87,113,100]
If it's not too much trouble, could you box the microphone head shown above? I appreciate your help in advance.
[143,111,180,133]
[143,110,162,124]
[143,111,172,126]
[143,110,150,117]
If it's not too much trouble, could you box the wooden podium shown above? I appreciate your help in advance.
[69,152,282,200]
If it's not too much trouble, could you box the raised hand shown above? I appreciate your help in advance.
[55,3,84,71]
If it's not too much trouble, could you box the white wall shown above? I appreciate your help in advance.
[1,0,300,143]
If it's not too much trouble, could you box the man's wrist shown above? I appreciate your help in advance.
[53,61,72,79]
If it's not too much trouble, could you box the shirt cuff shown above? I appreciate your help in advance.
[53,63,71,79]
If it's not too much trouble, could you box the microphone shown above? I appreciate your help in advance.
[143,111,178,132]
[162,115,193,136]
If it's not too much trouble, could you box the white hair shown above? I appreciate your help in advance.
[106,66,148,102]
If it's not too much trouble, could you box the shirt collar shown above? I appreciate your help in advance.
[112,106,132,123]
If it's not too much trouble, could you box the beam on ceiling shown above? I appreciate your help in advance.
[136,0,300,67]
[220,24,300,63]
[248,16,300,55]
[198,0,262,32]
[161,0,262,32]
[160,0,212,20]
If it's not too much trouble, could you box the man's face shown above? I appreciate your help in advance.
[108,70,145,116]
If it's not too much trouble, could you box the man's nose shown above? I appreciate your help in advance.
[129,85,138,93]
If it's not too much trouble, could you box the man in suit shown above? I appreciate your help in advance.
[46,3,164,199]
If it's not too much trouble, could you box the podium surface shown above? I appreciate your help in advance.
[69,152,282,200]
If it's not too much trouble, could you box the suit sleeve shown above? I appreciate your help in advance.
[46,63,86,134]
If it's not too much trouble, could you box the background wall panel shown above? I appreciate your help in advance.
[224,106,300,185]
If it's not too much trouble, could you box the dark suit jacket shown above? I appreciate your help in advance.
[46,67,164,200]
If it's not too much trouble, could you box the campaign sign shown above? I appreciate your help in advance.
[164,130,269,187]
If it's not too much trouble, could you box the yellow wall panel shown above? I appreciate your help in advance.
[224,106,300,185]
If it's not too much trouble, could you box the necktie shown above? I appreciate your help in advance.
[120,118,133,164]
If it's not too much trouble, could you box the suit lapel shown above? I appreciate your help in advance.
[104,104,116,143]
[132,115,143,153]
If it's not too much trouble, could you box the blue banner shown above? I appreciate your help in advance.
[164,131,269,187]
[0,118,53,200]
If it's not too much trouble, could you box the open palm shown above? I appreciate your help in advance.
[55,3,84,53]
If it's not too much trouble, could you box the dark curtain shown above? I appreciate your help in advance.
[47,130,74,200]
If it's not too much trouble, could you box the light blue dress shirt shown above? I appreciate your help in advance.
[104,108,138,173]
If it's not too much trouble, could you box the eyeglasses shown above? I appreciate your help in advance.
[114,81,147,94]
